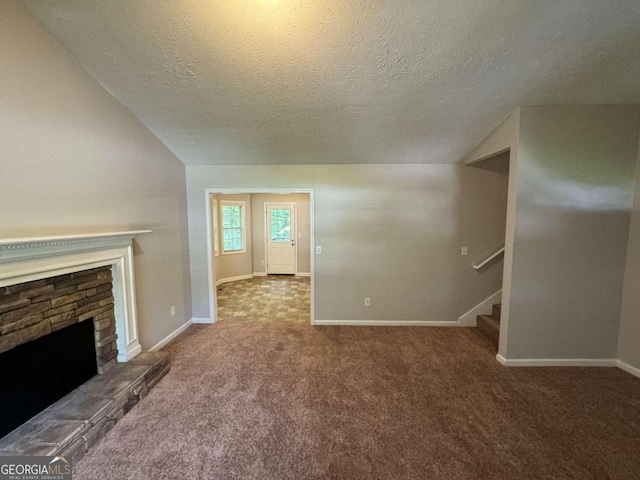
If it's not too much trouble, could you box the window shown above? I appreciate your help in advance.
[211,198,219,257]
[270,208,291,242]
[221,201,246,254]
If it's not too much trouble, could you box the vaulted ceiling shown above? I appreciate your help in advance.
[22,0,640,165]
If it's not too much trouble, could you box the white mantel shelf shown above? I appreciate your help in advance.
[0,230,151,362]
[0,230,152,263]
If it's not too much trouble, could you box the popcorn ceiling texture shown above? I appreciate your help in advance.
[21,0,640,165]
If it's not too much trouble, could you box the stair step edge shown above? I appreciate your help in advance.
[477,314,500,330]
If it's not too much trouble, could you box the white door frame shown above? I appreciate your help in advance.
[204,188,315,325]
[264,202,297,275]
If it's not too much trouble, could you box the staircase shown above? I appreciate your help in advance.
[476,303,501,349]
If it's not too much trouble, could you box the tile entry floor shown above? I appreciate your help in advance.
[216,275,310,323]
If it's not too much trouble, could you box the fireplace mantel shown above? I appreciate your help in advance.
[0,231,151,263]
[0,231,151,362]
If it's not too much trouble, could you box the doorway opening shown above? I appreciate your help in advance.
[204,189,314,325]
[465,149,510,352]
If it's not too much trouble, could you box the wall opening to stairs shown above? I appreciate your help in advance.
[465,150,510,351]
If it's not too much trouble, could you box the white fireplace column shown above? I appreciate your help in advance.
[0,231,151,362]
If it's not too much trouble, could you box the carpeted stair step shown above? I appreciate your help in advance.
[492,303,501,319]
[476,314,500,349]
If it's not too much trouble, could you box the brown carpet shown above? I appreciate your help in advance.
[74,314,640,478]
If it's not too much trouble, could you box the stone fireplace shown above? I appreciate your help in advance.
[0,266,117,438]
[0,266,118,371]
[0,231,150,362]
[0,232,170,460]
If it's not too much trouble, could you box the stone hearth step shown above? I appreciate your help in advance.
[0,351,170,463]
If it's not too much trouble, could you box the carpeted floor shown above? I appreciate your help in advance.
[74,280,640,479]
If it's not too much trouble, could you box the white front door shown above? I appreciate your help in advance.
[266,204,296,274]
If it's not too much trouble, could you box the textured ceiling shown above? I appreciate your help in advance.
[22,0,640,165]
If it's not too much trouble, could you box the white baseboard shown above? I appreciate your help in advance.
[149,318,193,352]
[218,272,310,283]
[216,273,254,286]
[496,354,617,367]
[617,359,640,379]
[458,290,502,327]
[192,317,214,324]
[496,355,640,379]
[314,319,460,327]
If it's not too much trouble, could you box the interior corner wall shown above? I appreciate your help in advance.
[251,194,311,275]
[0,0,192,350]
[507,105,640,360]
[187,164,508,323]
[618,128,640,371]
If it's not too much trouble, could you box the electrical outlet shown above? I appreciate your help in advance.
[461,246,468,256]
[298,233,302,238]
[316,246,322,255]
[364,297,371,307]
[261,260,265,265]
[170,306,176,316]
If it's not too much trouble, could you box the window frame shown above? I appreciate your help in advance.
[220,200,247,255]
[211,198,219,257]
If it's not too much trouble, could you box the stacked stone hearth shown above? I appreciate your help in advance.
[0,266,117,373]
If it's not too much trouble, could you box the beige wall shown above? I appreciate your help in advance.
[0,0,192,350]
[465,112,519,165]
[213,194,253,282]
[251,194,311,275]
[187,165,508,322]
[507,106,640,360]
[618,129,640,370]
